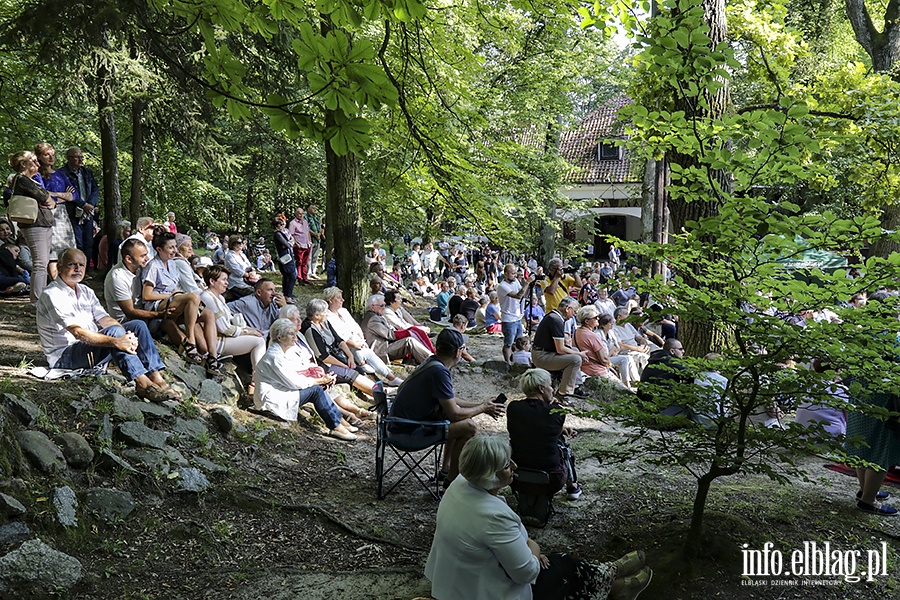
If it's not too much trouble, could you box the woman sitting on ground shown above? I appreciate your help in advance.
[599,314,639,388]
[301,298,379,397]
[507,368,583,501]
[426,434,652,600]
[281,305,376,426]
[172,238,203,294]
[484,291,502,333]
[573,305,629,390]
[200,264,266,380]
[254,318,357,441]
[382,290,436,353]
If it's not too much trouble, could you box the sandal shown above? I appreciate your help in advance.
[615,551,646,578]
[346,414,365,428]
[204,355,224,377]
[357,409,376,421]
[619,568,652,600]
[136,384,172,404]
[178,339,204,365]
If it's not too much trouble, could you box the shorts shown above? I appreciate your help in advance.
[502,320,524,347]
[327,364,360,385]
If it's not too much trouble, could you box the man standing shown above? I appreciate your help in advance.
[288,207,311,285]
[390,328,505,483]
[60,147,100,256]
[531,297,588,401]
[227,278,286,337]
[306,204,323,278]
[38,249,179,402]
[542,258,582,313]
[497,263,534,364]
[408,242,422,279]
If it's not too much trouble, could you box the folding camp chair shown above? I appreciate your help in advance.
[373,381,449,501]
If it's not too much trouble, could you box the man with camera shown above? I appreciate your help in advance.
[542,257,582,313]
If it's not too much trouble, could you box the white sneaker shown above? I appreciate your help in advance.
[566,485,583,501]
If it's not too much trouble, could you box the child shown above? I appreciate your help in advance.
[451,314,475,362]
[511,336,533,366]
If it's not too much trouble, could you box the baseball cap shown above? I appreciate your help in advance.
[436,328,465,352]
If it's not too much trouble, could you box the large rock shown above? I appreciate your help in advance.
[164,448,189,467]
[51,486,77,527]
[53,432,95,468]
[3,394,39,427]
[176,467,210,493]
[482,360,510,374]
[14,431,66,473]
[95,449,138,474]
[82,488,135,523]
[0,493,25,518]
[190,455,227,475]
[164,360,206,393]
[115,422,169,449]
[136,402,173,419]
[121,449,170,476]
[94,413,113,444]
[0,539,82,594]
[172,417,207,444]
[0,522,30,549]
[110,394,144,422]
[198,378,224,404]
[209,407,233,434]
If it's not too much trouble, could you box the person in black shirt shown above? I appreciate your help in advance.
[531,297,589,401]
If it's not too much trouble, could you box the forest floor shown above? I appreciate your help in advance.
[0,274,898,599]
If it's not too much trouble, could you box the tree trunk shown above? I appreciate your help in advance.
[129,98,144,228]
[539,119,561,266]
[98,26,122,273]
[245,155,259,235]
[325,111,366,315]
[685,472,715,557]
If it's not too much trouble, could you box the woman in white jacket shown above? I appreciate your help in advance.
[254,318,356,441]
[426,435,651,600]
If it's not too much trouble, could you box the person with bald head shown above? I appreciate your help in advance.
[37,249,180,402]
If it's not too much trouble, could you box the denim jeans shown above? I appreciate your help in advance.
[298,386,342,429]
[53,321,165,382]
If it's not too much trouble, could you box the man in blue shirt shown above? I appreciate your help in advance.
[390,328,505,482]
[60,147,100,257]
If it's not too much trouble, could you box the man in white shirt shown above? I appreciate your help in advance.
[594,287,617,319]
[497,263,534,364]
[117,216,155,264]
[39,249,178,402]
[408,242,422,278]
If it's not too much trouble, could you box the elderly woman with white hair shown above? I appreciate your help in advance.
[426,435,652,600]
[507,368,583,501]
[253,318,357,441]
[279,305,376,425]
[573,305,628,390]
[323,287,404,386]
[361,293,433,365]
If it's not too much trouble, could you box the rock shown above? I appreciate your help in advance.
[88,385,108,400]
[53,433,95,468]
[3,394,39,427]
[121,449,170,476]
[51,486,77,527]
[115,422,169,449]
[95,449,137,474]
[0,494,25,518]
[176,467,210,493]
[164,448,189,467]
[509,362,529,376]
[82,488,135,522]
[95,413,113,444]
[135,402,173,418]
[482,360,510,374]
[190,455,227,475]
[0,522,30,549]
[68,398,91,418]
[0,538,82,594]
[209,407,233,434]
[14,431,66,473]
[165,360,206,393]
[172,417,208,444]
[198,378,224,404]
[110,394,144,422]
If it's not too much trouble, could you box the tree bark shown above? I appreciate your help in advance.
[845,0,900,257]
[324,110,366,316]
[98,26,122,273]
[129,98,144,228]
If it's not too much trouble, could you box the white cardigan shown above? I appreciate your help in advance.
[253,342,318,421]
[425,477,540,600]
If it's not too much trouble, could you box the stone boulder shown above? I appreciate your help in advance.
[82,488,135,523]
[198,378,225,404]
[172,417,208,444]
[115,422,169,449]
[110,394,144,422]
[176,467,211,493]
[3,394,39,427]
[51,486,77,528]
[53,433,94,468]
[14,431,66,473]
[0,522,30,550]
[95,449,138,474]
[0,493,25,518]
[482,360,510,374]
[0,539,82,595]
[209,407,233,434]
[121,449,170,476]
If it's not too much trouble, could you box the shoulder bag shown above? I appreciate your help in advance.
[7,176,39,225]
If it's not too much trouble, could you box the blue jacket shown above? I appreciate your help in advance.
[60,164,100,220]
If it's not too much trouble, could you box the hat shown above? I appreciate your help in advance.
[197,256,213,267]
[436,328,465,352]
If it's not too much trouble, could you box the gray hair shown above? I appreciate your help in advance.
[548,258,562,270]
[576,304,599,324]
[558,297,579,311]
[479,294,490,305]
[589,273,600,284]
[366,294,385,310]
[519,368,552,397]
[279,304,300,320]
[613,306,629,319]
[305,298,328,319]
[459,435,512,491]
[135,216,154,230]
[323,286,342,301]
[488,291,498,302]
[270,318,296,343]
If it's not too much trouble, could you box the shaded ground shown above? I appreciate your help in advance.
[0,280,898,599]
